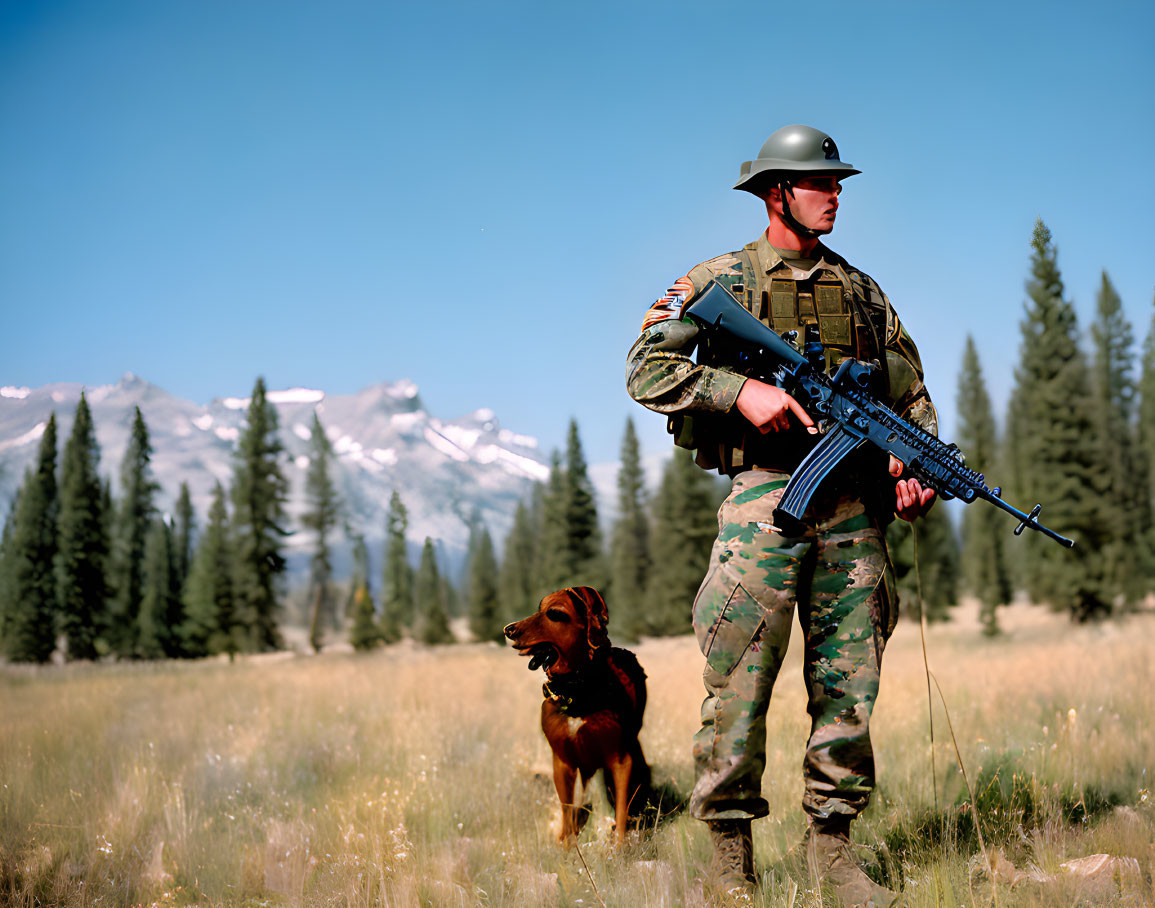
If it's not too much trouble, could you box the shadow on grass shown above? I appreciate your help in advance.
[631,774,687,833]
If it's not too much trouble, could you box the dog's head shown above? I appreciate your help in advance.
[503,586,610,677]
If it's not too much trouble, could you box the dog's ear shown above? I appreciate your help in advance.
[570,587,609,654]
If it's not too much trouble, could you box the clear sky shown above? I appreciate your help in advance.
[2,0,1153,470]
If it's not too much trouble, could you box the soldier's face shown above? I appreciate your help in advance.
[768,176,841,233]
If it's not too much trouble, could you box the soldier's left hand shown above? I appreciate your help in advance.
[889,456,936,522]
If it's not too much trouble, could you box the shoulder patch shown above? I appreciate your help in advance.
[641,275,694,331]
[694,252,743,275]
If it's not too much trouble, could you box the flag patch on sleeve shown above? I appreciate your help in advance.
[641,276,693,330]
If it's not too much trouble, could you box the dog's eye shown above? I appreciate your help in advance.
[546,609,570,623]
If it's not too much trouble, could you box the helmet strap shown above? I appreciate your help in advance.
[778,178,827,240]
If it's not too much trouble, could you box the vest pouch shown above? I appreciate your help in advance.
[815,282,852,347]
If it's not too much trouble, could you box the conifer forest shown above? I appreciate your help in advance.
[2,219,1153,663]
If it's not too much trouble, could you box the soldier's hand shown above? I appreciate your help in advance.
[889,456,936,521]
[735,379,818,435]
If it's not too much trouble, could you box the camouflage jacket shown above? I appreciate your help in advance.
[626,231,937,476]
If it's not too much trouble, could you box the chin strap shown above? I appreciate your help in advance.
[778,177,831,240]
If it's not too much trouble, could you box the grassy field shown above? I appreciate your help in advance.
[1,602,1152,907]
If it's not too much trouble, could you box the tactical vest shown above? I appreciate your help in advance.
[671,248,891,477]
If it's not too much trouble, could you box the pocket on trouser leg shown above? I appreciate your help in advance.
[693,575,764,677]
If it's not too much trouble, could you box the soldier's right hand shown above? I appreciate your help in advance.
[735,379,818,435]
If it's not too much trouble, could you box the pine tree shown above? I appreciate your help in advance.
[1090,272,1145,606]
[561,420,602,587]
[415,537,452,645]
[467,523,502,642]
[441,572,460,624]
[498,497,538,627]
[181,483,237,658]
[645,448,721,635]
[173,482,195,596]
[230,378,289,651]
[108,407,158,657]
[535,450,568,595]
[0,500,17,645]
[1007,220,1106,619]
[344,529,371,620]
[887,508,960,622]
[348,580,379,651]
[380,491,414,642]
[56,393,107,659]
[303,413,340,653]
[609,417,651,641]
[955,337,1011,634]
[0,417,59,662]
[537,421,603,593]
[1135,298,1155,588]
[100,479,114,552]
[138,518,180,659]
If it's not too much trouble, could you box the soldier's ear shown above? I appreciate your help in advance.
[570,587,609,654]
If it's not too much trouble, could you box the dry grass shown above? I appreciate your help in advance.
[1,602,1152,906]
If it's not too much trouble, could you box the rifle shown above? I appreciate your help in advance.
[681,280,1074,548]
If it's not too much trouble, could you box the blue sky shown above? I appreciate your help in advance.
[2,0,1153,470]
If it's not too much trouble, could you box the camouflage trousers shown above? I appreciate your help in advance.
[689,469,898,824]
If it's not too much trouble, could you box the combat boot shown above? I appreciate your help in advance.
[707,819,757,894]
[806,824,896,908]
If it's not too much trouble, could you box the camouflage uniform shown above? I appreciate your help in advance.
[626,231,936,826]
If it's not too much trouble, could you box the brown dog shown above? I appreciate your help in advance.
[504,587,651,846]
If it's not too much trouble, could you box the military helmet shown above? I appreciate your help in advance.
[734,124,860,196]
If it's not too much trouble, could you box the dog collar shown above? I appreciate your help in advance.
[542,680,577,714]
[541,649,617,716]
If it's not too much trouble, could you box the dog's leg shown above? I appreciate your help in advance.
[552,754,580,846]
[607,752,634,848]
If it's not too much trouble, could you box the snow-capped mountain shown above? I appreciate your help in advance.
[0,375,550,566]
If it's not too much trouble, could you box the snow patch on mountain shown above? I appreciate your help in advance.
[268,388,324,404]
[0,421,47,452]
[424,426,471,462]
[391,412,423,431]
[499,428,537,449]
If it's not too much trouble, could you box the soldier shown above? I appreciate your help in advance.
[626,125,936,905]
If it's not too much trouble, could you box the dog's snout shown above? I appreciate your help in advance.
[503,622,521,640]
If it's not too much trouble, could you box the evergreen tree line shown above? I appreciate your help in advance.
[350,417,727,649]
[2,220,1149,660]
[884,218,1155,634]
[1,378,296,663]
